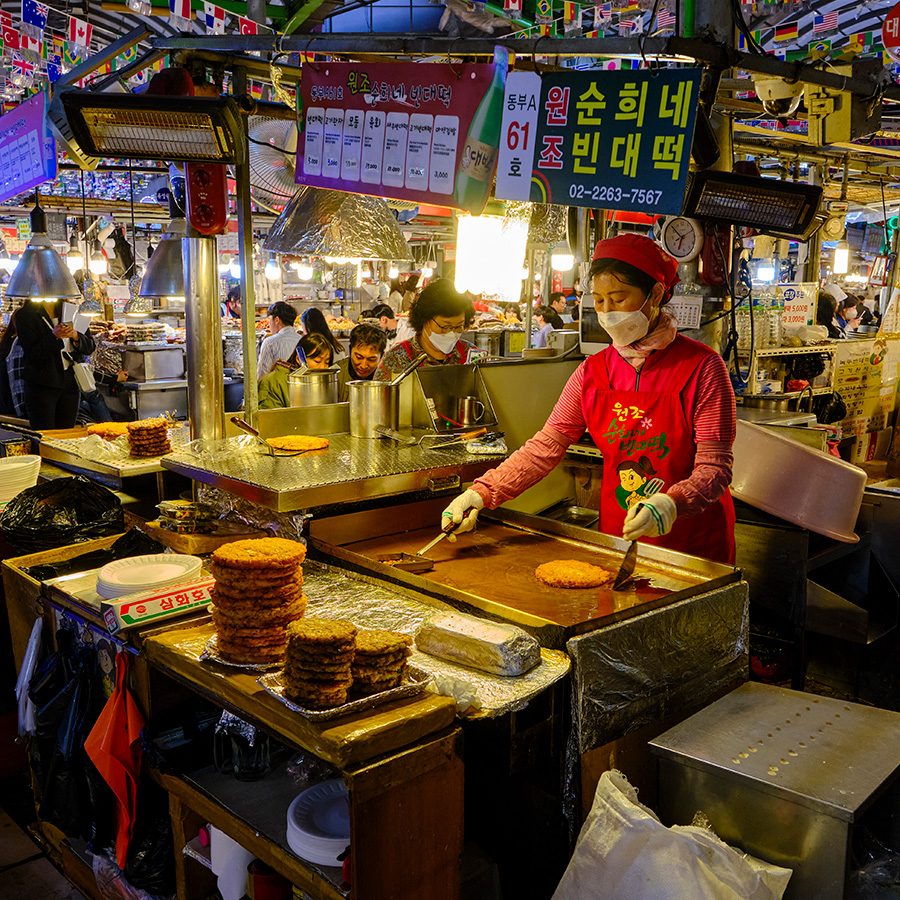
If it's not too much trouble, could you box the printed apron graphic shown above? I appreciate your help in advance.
[601,402,670,510]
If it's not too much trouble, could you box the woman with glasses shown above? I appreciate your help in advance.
[441,233,736,565]
[374,280,475,381]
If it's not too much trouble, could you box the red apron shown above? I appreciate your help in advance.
[581,337,735,564]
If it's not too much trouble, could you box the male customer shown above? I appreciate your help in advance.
[257,301,300,380]
[337,324,387,401]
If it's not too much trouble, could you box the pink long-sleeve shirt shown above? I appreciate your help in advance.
[472,348,736,517]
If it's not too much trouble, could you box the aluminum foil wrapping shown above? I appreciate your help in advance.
[196,481,309,540]
[566,582,749,755]
[215,709,260,747]
[415,611,541,677]
[528,203,568,245]
[264,186,411,260]
[303,561,570,718]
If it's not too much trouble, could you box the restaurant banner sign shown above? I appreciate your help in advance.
[0,92,56,204]
[495,67,701,215]
[296,51,508,214]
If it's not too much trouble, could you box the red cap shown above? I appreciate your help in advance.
[591,233,680,295]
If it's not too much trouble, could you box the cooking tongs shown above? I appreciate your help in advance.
[376,518,462,573]
[230,416,307,457]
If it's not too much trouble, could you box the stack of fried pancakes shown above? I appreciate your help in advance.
[351,630,412,697]
[282,618,358,709]
[126,418,172,457]
[210,538,307,665]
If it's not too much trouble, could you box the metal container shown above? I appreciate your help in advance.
[288,368,339,407]
[348,380,399,438]
[123,347,185,382]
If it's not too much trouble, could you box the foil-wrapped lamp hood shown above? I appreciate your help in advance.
[263,187,411,261]
[139,218,186,300]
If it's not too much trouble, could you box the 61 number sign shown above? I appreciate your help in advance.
[495,71,542,202]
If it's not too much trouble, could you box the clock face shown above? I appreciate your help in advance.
[822,216,845,241]
[662,217,703,261]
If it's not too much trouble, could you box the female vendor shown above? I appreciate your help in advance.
[443,233,736,564]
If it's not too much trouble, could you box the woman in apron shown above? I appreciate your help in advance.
[442,233,736,564]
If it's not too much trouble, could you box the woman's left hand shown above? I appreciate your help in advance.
[623,493,677,541]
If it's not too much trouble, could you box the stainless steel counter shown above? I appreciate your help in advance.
[161,434,505,512]
[736,406,817,426]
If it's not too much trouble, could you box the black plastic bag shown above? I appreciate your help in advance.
[123,778,175,896]
[24,527,164,581]
[0,475,124,551]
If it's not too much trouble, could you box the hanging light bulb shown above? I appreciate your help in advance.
[229,257,241,279]
[264,253,281,281]
[89,241,108,276]
[296,260,313,281]
[66,234,83,273]
[388,264,400,280]
[833,240,850,275]
[550,244,575,272]
[361,263,373,280]
[77,296,103,318]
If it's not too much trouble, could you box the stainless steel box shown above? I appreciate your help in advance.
[123,346,185,381]
[650,683,900,899]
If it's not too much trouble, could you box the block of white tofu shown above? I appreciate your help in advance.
[415,611,540,677]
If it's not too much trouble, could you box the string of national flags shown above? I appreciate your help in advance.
[169,0,273,36]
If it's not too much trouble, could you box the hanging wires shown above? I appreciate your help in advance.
[729,0,766,56]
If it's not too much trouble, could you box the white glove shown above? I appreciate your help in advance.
[441,488,484,541]
[622,493,677,541]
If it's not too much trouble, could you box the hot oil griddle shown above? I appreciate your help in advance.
[311,506,740,645]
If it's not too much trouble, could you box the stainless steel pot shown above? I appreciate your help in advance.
[288,368,339,407]
[741,385,814,413]
[349,380,399,438]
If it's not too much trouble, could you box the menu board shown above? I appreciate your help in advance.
[0,93,56,203]
[495,68,701,214]
[832,337,900,454]
[296,55,507,214]
[778,282,817,329]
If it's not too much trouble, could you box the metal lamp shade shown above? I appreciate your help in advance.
[6,235,80,299]
[263,187,410,260]
[138,234,184,299]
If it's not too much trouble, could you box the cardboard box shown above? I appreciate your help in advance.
[101,577,214,634]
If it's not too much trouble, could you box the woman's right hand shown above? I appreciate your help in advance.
[441,488,484,541]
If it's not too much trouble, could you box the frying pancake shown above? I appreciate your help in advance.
[534,559,614,589]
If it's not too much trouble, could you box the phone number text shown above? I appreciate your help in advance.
[568,184,664,205]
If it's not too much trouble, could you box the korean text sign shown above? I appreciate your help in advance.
[496,67,701,214]
[297,55,508,214]
[0,93,57,204]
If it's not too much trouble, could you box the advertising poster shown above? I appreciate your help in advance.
[496,67,701,214]
[296,52,508,214]
[0,92,57,204]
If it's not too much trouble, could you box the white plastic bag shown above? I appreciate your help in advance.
[15,618,42,736]
[553,770,791,900]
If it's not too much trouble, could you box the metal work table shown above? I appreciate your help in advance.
[161,433,505,512]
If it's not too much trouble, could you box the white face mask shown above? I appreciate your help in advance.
[597,294,653,347]
[428,330,460,354]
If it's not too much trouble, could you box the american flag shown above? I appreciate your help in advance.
[813,11,838,33]
[656,7,676,28]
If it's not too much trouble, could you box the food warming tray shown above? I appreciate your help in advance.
[310,500,741,647]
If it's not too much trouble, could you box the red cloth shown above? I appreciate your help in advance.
[582,336,735,564]
[591,233,680,299]
[84,652,145,868]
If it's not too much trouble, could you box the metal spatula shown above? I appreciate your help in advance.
[612,540,638,590]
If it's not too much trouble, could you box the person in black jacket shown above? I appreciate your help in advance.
[15,299,95,429]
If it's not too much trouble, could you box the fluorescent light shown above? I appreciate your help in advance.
[550,248,575,272]
[455,214,529,302]
[833,240,850,275]
[264,254,281,281]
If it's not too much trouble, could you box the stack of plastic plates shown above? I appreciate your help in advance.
[96,554,202,599]
[286,779,350,867]
[0,455,41,504]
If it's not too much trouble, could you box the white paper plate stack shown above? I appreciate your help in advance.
[0,455,41,505]
[286,779,350,867]
[96,553,202,599]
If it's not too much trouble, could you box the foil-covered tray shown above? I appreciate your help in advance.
[201,635,283,673]
[258,665,431,722]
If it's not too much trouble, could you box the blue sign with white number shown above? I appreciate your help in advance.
[496,67,701,215]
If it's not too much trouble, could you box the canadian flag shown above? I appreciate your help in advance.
[20,32,40,54]
[69,16,92,47]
